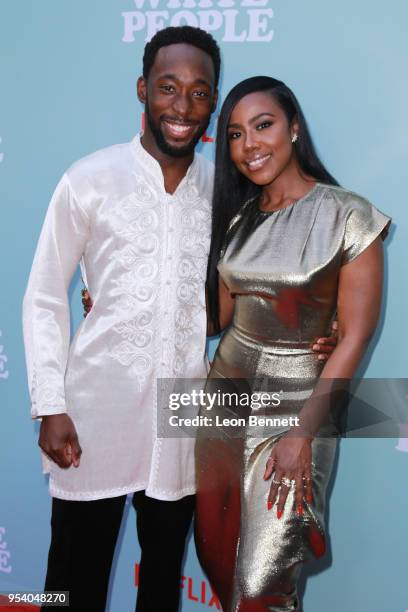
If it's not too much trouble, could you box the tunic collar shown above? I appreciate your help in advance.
[131,133,199,195]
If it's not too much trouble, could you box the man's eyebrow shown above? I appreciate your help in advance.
[157,73,212,88]
[195,78,212,87]
[157,73,178,81]
[228,112,276,128]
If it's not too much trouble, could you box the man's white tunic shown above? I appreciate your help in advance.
[23,135,213,501]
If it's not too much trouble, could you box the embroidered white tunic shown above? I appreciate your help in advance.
[23,135,213,501]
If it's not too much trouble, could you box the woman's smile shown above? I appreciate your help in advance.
[245,153,272,171]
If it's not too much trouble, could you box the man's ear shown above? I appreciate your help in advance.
[137,76,147,104]
[211,89,219,114]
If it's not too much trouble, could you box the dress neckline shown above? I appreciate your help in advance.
[257,183,321,215]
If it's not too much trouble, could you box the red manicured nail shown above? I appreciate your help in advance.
[306,494,313,503]
[277,509,282,519]
[267,501,273,511]
[297,504,303,516]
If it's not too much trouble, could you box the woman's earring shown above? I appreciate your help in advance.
[291,133,298,143]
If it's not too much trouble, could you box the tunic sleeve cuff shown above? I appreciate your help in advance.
[31,405,68,419]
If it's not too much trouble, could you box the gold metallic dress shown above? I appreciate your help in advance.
[195,184,390,611]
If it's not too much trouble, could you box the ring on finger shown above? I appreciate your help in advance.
[303,476,312,482]
[281,477,293,487]
[272,478,281,486]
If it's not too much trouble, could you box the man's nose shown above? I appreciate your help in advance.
[172,92,192,118]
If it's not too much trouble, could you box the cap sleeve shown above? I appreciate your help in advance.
[342,196,391,265]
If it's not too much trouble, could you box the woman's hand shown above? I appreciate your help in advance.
[263,435,313,518]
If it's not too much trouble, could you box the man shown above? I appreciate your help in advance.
[23,26,219,612]
[23,25,335,612]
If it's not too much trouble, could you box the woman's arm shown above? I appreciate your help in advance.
[321,237,384,377]
[296,236,384,434]
[265,237,384,515]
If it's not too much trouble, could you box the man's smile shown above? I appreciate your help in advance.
[162,119,199,140]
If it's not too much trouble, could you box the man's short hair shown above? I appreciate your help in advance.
[143,26,221,89]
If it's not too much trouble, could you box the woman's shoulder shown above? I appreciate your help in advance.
[318,183,375,213]
[317,184,391,263]
[319,184,391,232]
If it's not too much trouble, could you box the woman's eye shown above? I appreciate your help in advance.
[193,91,209,98]
[228,131,241,140]
[257,121,272,130]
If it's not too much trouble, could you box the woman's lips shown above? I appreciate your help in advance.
[245,154,272,171]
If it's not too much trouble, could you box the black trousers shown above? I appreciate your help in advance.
[43,491,195,612]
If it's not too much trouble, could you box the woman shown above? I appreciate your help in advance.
[195,76,390,611]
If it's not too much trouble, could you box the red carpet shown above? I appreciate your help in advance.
[0,595,39,610]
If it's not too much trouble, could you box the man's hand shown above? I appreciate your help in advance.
[39,414,82,468]
[81,288,93,317]
[312,320,338,361]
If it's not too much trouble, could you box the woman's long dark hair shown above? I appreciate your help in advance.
[207,76,339,334]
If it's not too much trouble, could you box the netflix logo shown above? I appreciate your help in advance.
[134,563,221,608]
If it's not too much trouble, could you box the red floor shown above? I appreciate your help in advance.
[0,595,39,610]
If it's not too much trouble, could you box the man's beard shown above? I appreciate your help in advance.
[144,100,210,158]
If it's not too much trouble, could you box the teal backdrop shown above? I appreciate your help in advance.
[0,1,407,610]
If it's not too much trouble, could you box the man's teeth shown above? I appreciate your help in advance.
[165,122,192,134]
[247,155,270,169]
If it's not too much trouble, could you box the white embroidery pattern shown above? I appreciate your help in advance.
[31,368,65,409]
[109,177,160,384]
[173,187,211,376]
[106,172,210,379]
